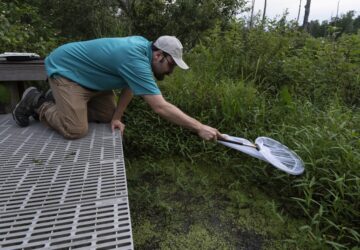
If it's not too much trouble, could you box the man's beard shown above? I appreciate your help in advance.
[152,61,166,81]
[154,72,165,81]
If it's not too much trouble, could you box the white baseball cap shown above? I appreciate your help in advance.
[153,35,189,70]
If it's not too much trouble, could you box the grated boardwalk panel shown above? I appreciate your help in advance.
[0,115,133,249]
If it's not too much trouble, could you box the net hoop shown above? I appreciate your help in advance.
[218,135,304,175]
[255,137,304,175]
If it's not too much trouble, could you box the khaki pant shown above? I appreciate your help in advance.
[38,76,116,139]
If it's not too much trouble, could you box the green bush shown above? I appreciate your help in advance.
[185,22,360,108]
[282,34,360,107]
[0,0,59,55]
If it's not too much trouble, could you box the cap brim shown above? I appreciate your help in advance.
[172,57,189,70]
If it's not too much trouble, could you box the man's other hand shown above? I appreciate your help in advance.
[111,119,125,135]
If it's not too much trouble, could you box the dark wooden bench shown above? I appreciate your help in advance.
[0,60,46,112]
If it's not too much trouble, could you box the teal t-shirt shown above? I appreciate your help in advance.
[45,36,161,95]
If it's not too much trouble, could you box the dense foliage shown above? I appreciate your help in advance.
[0,0,58,55]
[1,1,359,249]
[0,0,245,47]
[308,11,360,38]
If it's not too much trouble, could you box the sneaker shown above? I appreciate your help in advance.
[44,89,55,103]
[32,89,55,121]
[12,87,43,127]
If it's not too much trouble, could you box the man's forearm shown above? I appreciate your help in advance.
[112,88,133,121]
[142,94,221,140]
[155,102,202,132]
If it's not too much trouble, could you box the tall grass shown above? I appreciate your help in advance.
[124,22,360,248]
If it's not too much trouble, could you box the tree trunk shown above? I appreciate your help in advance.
[297,0,302,24]
[302,0,311,31]
[262,0,267,24]
[249,0,256,28]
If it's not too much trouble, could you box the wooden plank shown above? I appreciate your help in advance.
[0,60,47,113]
[0,60,47,81]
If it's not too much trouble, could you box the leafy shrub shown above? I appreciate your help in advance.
[0,1,59,56]
[282,34,360,107]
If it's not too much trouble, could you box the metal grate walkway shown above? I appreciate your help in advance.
[0,114,133,250]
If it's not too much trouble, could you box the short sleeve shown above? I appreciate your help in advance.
[117,57,161,96]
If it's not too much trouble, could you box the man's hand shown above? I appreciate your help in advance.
[111,119,125,135]
[197,125,223,141]
[111,87,132,136]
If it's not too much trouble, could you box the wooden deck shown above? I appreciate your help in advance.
[0,114,133,249]
[0,60,46,81]
[0,59,47,112]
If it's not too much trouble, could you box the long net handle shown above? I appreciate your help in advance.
[218,138,259,150]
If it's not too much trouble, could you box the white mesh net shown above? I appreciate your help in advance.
[218,135,304,175]
[255,137,304,175]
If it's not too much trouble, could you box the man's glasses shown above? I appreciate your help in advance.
[163,53,176,67]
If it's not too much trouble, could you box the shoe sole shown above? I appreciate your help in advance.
[12,87,37,126]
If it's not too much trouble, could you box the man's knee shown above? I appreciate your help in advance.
[63,124,88,139]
